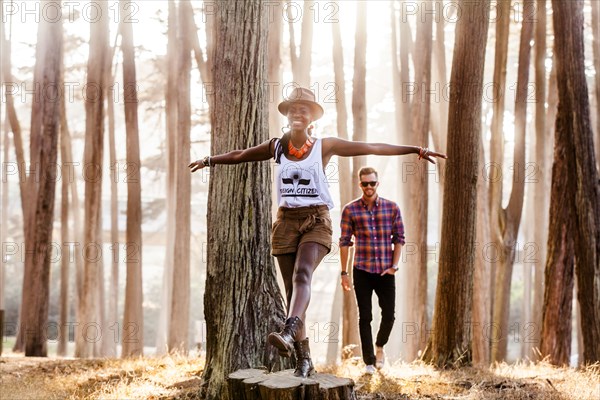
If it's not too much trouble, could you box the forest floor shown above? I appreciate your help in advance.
[0,353,598,399]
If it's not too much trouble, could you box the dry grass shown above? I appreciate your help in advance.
[1,354,598,399]
[321,358,600,399]
[0,354,205,400]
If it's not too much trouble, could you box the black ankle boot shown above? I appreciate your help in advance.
[268,316,303,357]
[293,337,315,378]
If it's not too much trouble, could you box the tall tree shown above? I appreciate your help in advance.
[267,0,283,140]
[351,1,367,200]
[156,0,178,355]
[57,50,72,357]
[76,0,109,358]
[403,5,432,361]
[422,0,491,368]
[390,2,413,361]
[0,0,10,357]
[487,0,511,345]
[168,0,192,353]
[11,0,46,352]
[550,0,600,364]
[201,1,287,398]
[530,0,549,359]
[120,0,144,357]
[19,0,63,356]
[491,0,534,362]
[592,0,600,169]
[331,3,360,360]
[105,41,119,358]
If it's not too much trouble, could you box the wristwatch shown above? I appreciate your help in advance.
[341,271,348,276]
[392,264,399,271]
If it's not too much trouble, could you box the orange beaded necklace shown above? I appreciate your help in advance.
[288,137,314,159]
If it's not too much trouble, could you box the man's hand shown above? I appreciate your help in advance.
[380,267,397,276]
[341,274,352,291]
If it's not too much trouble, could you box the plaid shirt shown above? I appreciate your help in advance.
[339,196,405,274]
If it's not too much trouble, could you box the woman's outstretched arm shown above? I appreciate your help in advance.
[322,137,446,164]
[189,139,275,172]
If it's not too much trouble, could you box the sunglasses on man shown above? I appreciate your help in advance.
[360,181,378,187]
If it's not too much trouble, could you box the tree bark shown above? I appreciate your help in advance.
[473,138,491,366]
[422,0,491,368]
[11,0,46,353]
[57,55,71,357]
[390,2,412,361]
[120,0,144,357]
[267,0,283,139]
[104,41,119,358]
[591,0,600,170]
[156,0,178,356]
[168,0,192,354]
[531,0,548,361]
[20,2,63,356]
[330,5,358,361]
[76,0,109,358]
[491,0,534,362]
[351,1,367,201]
[202,2,287,398]
[552,0,600,364]
[487,1,511,349]
[403,6,432,361]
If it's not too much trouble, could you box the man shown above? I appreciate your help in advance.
[339,167,404,374]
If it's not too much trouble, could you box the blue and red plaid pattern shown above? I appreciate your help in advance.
[339,196,405,274]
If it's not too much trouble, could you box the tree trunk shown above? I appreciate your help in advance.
[552,0,600,364]
[487,1,511,348]
[473,138,491,366]
[267,0,283,139]
[12,0,47,353]
[330,5,358,361]
[76,0,109,358]
[531,0,549,360]
[201,2,287,398]
[104,42,119,358]
[591,0,600,170]
[1,99,9,358]
[540,158,575,366]
[491,0,534,362]
[422,0,490,368]
[156,0,178,356]
[351,1,367,200]
[390,3,412,361]
[430,0,448,187]
[21,3,63,356]
[121,0,144,357]
[57,57,71,357]
[403,7,432,361]
[168,0,192,354]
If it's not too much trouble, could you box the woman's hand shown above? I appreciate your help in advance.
[188,158,207,173]
[419,147,447,164]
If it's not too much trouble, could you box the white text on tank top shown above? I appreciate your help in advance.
[276,138,335,209]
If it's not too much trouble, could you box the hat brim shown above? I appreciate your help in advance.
[278,100,324,121]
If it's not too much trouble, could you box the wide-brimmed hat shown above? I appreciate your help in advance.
[278,87,324,120]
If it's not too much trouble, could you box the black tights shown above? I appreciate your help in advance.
[276,242,329,340]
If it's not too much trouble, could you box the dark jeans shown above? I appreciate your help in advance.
[353,267,396,366]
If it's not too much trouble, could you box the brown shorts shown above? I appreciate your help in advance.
[271,205,333,255]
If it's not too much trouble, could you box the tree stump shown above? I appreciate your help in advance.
[228,368,356,400]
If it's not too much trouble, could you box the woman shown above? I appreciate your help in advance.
[189,87,446,377]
